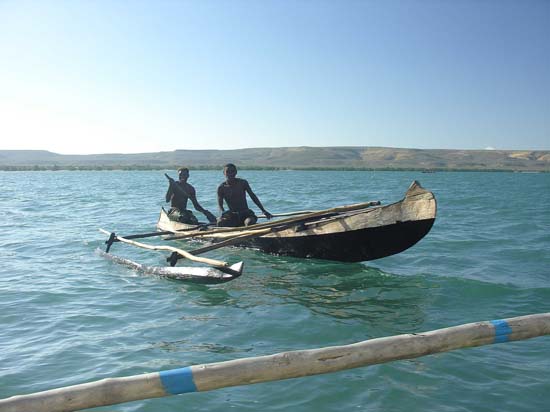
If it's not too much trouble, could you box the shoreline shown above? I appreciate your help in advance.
[1,165,547,173]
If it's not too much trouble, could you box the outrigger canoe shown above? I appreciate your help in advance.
[157,181,436,263]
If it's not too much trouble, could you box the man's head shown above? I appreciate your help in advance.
[178,167,189,181]
[223,163,237,179]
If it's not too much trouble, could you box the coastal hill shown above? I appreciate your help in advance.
[1,147,549,171]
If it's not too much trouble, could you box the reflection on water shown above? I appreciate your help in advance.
[185,286,239,306]
[152,339,251,355]
[183,251,432,335]
[262,260,431,332]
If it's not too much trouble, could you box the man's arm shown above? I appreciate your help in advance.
[187,185,216,223]
[217,185,225,213]
[187,186,204,212]
[245,181,272,219]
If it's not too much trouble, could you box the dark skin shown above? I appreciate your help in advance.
[166,170,216,223]
[217,165,273,220]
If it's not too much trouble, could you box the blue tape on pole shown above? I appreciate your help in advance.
[159,367,197,395]
[490,319,513,343]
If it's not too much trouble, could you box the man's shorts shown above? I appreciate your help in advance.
[167,208,199,225]
[217,209,257,227]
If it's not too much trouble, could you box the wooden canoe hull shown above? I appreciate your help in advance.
[236,218,435,262]
[157,181,437,262]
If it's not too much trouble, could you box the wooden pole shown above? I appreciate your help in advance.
[1,313,548,412]
[165,200,381,241]
[98,229,229,268]
[258,210,318,218]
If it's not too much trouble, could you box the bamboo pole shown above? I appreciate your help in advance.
[1,313,548,412]
[258,210,317,218]
[98,229,229,268]
[188,227,274,255]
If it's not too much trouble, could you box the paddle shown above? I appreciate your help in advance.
[188,227,273,255]
[166,225,288,265]
[99,229,230,268]
[165,173,192,198]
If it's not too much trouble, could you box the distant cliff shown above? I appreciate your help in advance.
[1,147,549,171]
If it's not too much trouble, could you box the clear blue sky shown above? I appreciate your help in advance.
[1,0,548,154]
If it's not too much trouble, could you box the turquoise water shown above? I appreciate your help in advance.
[0,170,549,411]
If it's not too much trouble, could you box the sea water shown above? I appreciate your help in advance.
[0,170,549,411]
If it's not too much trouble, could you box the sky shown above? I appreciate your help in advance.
[0,0,549,154]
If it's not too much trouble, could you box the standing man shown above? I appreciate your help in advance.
[165,167,217,224]
[217,163,273,227]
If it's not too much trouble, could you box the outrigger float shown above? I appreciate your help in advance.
[99,181,436,283]
[98,229,244,284]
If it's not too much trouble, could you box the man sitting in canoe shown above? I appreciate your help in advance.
[217,163,273,227]
[165,168,217,224]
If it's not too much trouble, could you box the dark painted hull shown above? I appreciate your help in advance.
[235,218,435,262]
